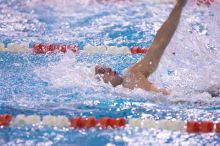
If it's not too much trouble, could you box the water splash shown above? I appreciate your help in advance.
[34,52,98,88]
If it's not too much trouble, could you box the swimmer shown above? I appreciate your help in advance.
[95,0,187,95]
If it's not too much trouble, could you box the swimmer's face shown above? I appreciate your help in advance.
[95,66,123,87]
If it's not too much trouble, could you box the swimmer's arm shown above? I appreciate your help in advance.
[132,78,170,95]
[123,71,169,95]
[148,84,170,95]
[132,0,187,77]
[137,79,170,95]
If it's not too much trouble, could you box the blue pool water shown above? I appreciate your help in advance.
[0,0,220,145]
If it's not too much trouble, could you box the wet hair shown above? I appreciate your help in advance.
[95,66,123,87]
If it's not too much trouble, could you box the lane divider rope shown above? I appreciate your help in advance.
[0,114,220,133]
[0,43,149,54]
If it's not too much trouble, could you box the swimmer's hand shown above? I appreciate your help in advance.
[176,0,188,7]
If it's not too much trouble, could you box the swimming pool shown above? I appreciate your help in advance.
[0,0,220,145]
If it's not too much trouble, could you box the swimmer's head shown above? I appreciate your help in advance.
[95,65,123,87]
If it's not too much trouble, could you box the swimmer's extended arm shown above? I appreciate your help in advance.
[132,0,187,77]
[122,0,186,95]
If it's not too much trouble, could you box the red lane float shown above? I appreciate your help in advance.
[187,121,201,133]
[0,114,13,126]
[187,121,214,133]
[130,46,149,54]
[85,117,98,128]
[196,0,215,6]
[216,123,220,133]
[115,118,126,127]
[200,121,214,133]
[99,117,116,128]
[99,117,126,128]
[70,116,86,129]
[33,44,79,54]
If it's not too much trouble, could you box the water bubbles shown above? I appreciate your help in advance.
[206,43,218,52]
[167,69,174,76]
[188,22,208,35]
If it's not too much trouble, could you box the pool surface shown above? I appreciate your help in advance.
[0,0,220,145]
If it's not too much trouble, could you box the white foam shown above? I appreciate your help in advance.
[146,3,220,103]
[34,53,98,88]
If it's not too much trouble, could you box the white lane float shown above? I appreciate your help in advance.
[128,118,142,127]
[128,119,185,131]
[12,114,41,126]
[56,116,70,127]
[42,115,57,127]
[24,115,41,125]
[42,115,70,127]
[170,120,185,131]
[106,46,130,54]
[106,46,118,54]
[84,44,107,54]
[12,114,26,126]
[142,119,157,129]
[84,44,131,54]
[7,43,30,53]
[157,119,174,130]
[83,44,97,54]
[96,45,107,53]
[120,46,131,54]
